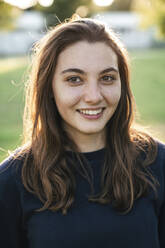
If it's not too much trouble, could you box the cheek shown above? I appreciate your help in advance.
[103,86,121,105]
[53,87,81,111]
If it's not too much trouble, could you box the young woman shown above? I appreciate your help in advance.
[0,15,165,248]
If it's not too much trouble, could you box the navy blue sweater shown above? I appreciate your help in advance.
[0,142,165,248]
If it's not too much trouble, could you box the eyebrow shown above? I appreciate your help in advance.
[61,67,119,75]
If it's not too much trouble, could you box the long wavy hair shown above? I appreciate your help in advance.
[17,15,158,215]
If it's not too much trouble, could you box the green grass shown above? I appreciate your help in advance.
[130,49,165,143]
[0,49,165,162]
[0,57,28,161]
[131,49,165,124]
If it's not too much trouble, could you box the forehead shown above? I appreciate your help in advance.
[56,41,118,72]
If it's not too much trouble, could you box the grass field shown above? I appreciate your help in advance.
[0,49,165,162]
[0,57,28,161]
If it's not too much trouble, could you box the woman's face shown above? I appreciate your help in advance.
[52,41,121,143]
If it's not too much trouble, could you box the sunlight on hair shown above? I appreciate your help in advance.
[93,0,114,7]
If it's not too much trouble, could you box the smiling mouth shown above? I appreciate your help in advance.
[77,108,105,116]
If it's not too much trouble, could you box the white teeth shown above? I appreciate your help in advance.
[79,108,103,115]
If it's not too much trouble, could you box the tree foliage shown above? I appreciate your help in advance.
[133,0,165,38]
[108,0,133,11]
[35,0,92,26]
[0,2,21,30]
[34,0,134,27]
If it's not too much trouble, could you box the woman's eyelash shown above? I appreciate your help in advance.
[65,75,116,84]
[66,76,81,83]
[101,75,116,81]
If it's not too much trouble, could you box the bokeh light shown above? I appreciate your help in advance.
[76,6,89,17]
[93,0,114,7]
[4,0,54,9]
[4,0,37,9]
[38,0,54,7]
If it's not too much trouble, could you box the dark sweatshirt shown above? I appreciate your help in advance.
[0,142,165,248]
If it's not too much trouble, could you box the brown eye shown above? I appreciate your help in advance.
[67,76,81,83]
[101,75,116,82]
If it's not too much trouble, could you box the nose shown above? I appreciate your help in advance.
[83,81,103,104]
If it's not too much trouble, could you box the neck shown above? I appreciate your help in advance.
[68,131,106,153]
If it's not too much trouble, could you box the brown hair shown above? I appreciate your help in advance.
[18,15,158,214]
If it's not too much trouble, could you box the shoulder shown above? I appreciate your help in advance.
[157,140,165,159]
[148,141,165,200]
[0,153,24,206]
[0,152,24,179]
[148,140,165,173]
[152,141,165,171]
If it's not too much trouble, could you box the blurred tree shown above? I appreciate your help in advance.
[34,0,134,26]
[0,2,21,30]
[104,0,133,11]
[90,0,133,14]
[34,0,92,26]
[132,0,165,38]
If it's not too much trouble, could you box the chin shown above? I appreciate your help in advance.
[79,127,105,135]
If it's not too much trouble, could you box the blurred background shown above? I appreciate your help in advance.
[0,0,165,162]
